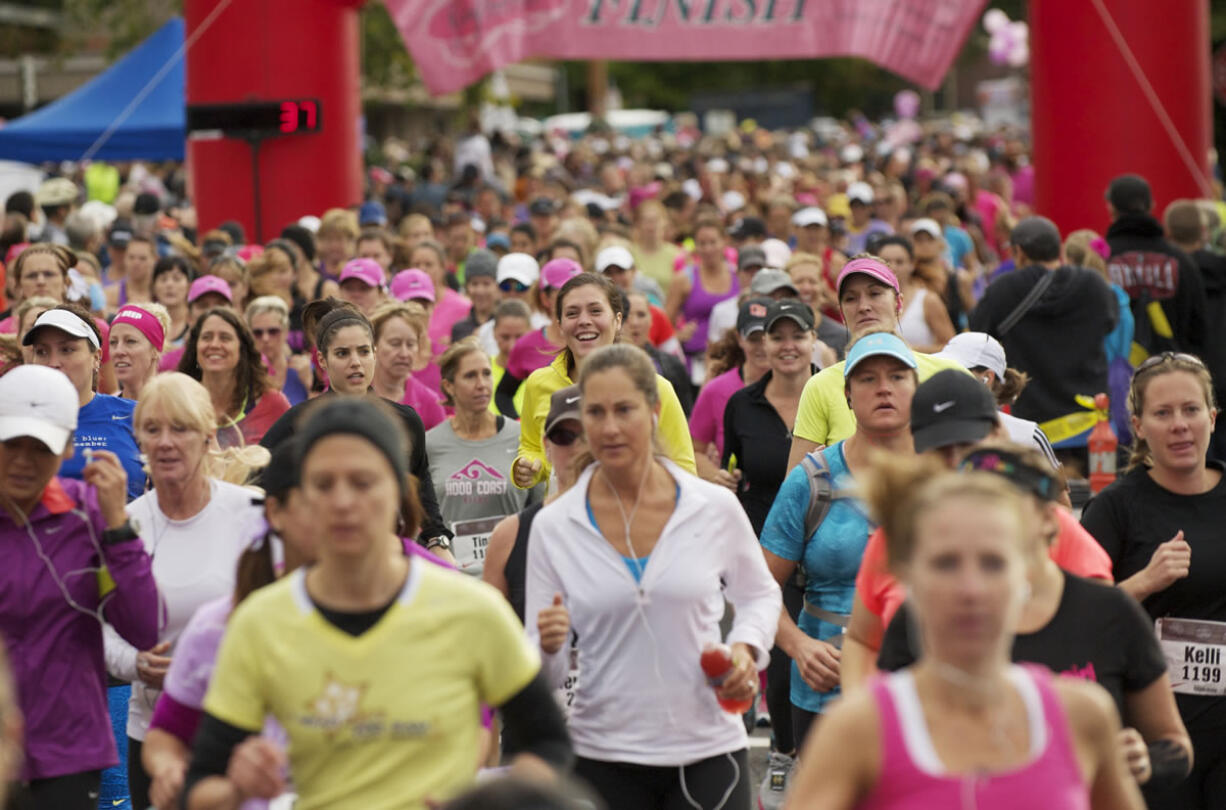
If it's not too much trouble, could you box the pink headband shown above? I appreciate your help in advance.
[113,304,165,352]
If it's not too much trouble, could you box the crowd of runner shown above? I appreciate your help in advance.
[1,115,1225,810]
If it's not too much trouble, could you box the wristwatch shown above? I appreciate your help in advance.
[424,536,452,553]
[102,521,140,546]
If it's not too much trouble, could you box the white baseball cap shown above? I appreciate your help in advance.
[596,245,635,273]
[935,332,1007,378]
[847,181,875,205]
[0,365,79,453]
[23,308,100,350]
[761,238,792,270]
[792,207,828,228]
[496,252,540,287]
[909,217,943,240]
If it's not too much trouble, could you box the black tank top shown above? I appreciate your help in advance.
[506,500,546,623]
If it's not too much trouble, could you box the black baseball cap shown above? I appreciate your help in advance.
[108,219,134,248]
[765,299,815,332]
[1106,174,1152,215]
[729,217,767,241]
[910,369,999,454]
[736,297,773,338]
[133,192,161,216]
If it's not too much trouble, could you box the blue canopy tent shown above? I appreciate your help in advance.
[0,18,185,162]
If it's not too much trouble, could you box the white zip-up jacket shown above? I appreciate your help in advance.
[525,458,781,766]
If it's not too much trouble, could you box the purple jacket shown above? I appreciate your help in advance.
[1,477,160,780]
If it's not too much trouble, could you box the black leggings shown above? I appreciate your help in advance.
[765,580,805,754]
[128,737,151,810]
[575,749,750,810]
[1144,723,1226,810]
[791,706,819,753]
[10,770,101,810]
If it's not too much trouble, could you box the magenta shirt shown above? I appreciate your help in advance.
[402,374,446,430]
[412,361,442,393]
[507,327,561,380]
[688,367,745,457]
[428,288,472,348]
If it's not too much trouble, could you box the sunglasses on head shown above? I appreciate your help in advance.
[499,279,530,293]
[959,449,1057,501]
[252,327,283,339]
[546,427,582,447]
[1136,351,1204,372]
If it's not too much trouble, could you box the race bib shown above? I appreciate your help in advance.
[1156,617,1226,696]
[451,516,503,575]
[555,643,581,720]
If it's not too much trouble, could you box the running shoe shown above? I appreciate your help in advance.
[758,750,794,810]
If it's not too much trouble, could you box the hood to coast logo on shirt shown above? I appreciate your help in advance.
[446,459,509,498]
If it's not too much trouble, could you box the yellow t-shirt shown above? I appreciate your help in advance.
[514,351,697,488]
[793,352,970,446]
[204,565,539,810]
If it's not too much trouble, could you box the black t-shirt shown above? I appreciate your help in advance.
[878,574,1167,719]
[259,392,450,542]
[1081,463,1226,729]
[720,369,801,536]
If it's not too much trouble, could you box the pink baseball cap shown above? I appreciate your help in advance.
[541,257,583,290]
[836,257,901,296]
[390,268,435,302]
[188,274,233,304]
[339,258,386,290]
[113,304,166,351]
[235,244,264,263]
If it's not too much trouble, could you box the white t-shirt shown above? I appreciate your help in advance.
[1000,410,1061,470]
[105,479,265,740]
[707,295,740,345]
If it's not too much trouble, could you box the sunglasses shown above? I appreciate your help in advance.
[546,428,582,447]
[252,327,283,339]
[1136,351,1204,372]
[499,280,529,293]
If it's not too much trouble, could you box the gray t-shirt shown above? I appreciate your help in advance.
[425,417,538,576]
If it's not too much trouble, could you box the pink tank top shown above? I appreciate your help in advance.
[858,665,1087,810]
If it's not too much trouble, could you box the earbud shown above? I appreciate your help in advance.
[652,413,659,429]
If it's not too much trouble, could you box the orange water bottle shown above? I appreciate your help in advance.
[700,643,753,714]
[1088,393,1117,495]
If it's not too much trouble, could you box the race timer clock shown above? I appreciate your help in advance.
[187,99,322,137]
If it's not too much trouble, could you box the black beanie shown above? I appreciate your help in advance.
[297,399,408,493]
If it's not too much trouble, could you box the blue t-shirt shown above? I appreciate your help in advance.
[943,224,974,269]
[59,394,146,502]
[759,440,872,713]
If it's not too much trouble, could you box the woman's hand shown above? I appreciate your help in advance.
[148,755,186,809]
[715,643,759,705]
[1119,727,1152,784]
[136,641,172,690]
[226,736,287,800]
[676,321,697,343]
[794,636,841,693]
[82,449,130,529]
[513,457,542,488]
[537,593,570,655]
[288,353,314,389]
[1141,531,1191,595]
[712,468,741,492]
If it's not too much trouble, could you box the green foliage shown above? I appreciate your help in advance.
[62,0,181,57]
[361,2,415,89]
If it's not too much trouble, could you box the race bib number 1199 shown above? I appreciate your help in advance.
[1157,617,1226,697]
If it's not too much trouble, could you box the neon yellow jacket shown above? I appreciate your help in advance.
[515,352,697,488]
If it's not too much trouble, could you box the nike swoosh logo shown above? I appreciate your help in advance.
[112,800,126,807]
[933,401,956,413]
[565,396,580,404]
[113,414,128,420]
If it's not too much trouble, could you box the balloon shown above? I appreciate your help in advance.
[894,89,921,120]
[1009,20,1029,42]
[983,8,1009,34]
[1007,42,1030,67]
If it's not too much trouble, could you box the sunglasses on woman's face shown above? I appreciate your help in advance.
[499,280,529,293]
[546,428,582,447]
[252,327,283,339]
